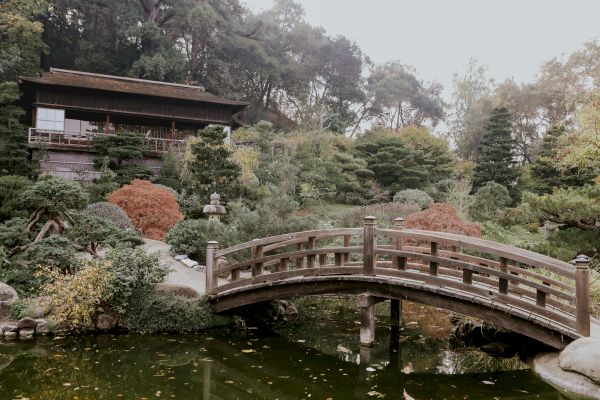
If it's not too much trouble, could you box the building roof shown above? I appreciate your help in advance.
[19,68,248,108]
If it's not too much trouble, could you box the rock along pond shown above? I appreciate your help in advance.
[0,303,580,400]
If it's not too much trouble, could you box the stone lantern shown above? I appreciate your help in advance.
[203,192,226,222]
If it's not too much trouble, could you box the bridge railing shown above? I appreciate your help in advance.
[206,216,590,337]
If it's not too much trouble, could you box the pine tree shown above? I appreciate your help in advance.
[0,83,34,176]
[473,107,519,198]
[529,125,595,194]
[183,126,242,210]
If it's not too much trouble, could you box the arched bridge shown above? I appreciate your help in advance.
[205,216,592,349]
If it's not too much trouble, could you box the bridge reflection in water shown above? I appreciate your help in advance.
[206,216,592,349]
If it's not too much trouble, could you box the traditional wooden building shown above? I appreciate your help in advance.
[18,68,247,181]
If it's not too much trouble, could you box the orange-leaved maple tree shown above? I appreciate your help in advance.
[108,179,183,240]
[405,203,481,237]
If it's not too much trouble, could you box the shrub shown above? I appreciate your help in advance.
[441,178,474,216]
[166,219,236,263]
[393,189,433,210]
[104,247,170,316]
[0,175,31,222]
[469,182,512,221]
[0,217,31,251]
[84,202,136,231]
[20,175,88,216]
[337,202,421,228]
[39,258,113,331]
[66,213,143,256]
[108,179,184,240]
[18,235,77,272]
[405,203,481,236]
[121,289,213,333]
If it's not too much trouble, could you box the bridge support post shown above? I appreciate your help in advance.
[363,216,376,276]
[575,255,591,336]
[391,299,402,332]
[206,241,219,294]
[357,293,376,346]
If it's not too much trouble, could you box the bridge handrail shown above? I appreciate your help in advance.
[376,228,576,279]
[206,216,591,337]
[215,228,362,257]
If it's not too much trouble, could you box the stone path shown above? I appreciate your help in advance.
[142,239,206,294]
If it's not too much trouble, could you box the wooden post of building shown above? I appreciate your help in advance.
[206,241,219,294]
[363,216,376,276]
[104,114,110,134]
[575,254,591,336]
[357,293,375,346]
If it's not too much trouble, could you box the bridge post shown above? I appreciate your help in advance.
[575,254,591,336]
[363,216,376,276]
[392,218,406,270]
[206,241,219,294]
[357,293,375,346]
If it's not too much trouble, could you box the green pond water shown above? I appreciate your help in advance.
[0,318,577,400]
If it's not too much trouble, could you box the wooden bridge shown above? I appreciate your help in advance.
[205,216,592,349]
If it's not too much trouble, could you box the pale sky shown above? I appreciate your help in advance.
[243,0,600,99]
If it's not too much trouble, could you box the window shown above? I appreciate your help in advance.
[36,107,65,131]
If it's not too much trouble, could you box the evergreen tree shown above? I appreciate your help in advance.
[0,83,34,176]
[529,125,595,194]
[473,107,519,198]
[182,126,242,212]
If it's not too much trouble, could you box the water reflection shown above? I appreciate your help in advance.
[0,328,574,400]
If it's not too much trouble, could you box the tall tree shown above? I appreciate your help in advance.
[473,107,519,197]
[448,59,494,160]
[0,83,34,176]
[528,126,595,194]
[367,62,444,129]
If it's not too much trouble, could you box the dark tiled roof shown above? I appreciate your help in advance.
[19,68,248,108]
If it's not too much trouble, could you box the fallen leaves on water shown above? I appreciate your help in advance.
[367,390,385,398]
[482,380,495,385]
[241,349,254,353]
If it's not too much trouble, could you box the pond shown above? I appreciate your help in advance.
[0,302,578,399]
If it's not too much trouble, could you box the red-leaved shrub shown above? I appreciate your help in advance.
[108,179,183,240]
[405,203,481,237]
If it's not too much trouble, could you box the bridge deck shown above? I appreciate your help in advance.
[204,217,594,348]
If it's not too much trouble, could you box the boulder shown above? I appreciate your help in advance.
[559,337,600,384]
[0,283,18,321]
[29,296,51,318]
[3,331,16,339]
[18,329,34,339]
[154,283,200,299]
[16,317,36,330]
[1,323,18,334]
[96,314,117,331]
[35,319,49,335]
[284,305,298,319]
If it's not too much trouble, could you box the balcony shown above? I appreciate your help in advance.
[27,128,186,154]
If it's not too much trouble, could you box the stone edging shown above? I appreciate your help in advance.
[532,352,600,399]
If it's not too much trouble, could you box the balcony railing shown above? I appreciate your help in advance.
[28,128,186,153]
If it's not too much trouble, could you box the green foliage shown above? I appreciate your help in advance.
[529,126,595,194]
[21,175,88,216]
[104,247,169,316]
[166,219,235,263]
[354,128,453,193]
[10,298,36,320]
[469,182,512,221]
[0,217,30,250]
[0,82,34,176]
[121,290,213,333]
[182,126,242,209]
[88,158,119,202]
[66,213,143,256]
[524,185,600,231]
[114,165,154,186]
[393,189,433,210]
[18,235,77,272]
[473,107,520,198]
[0,0,47,82]
[84,202,135,231]
[92,131,145,167]
[336,202,421,228]
[156,149,182,191]
[0,175,32,222]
